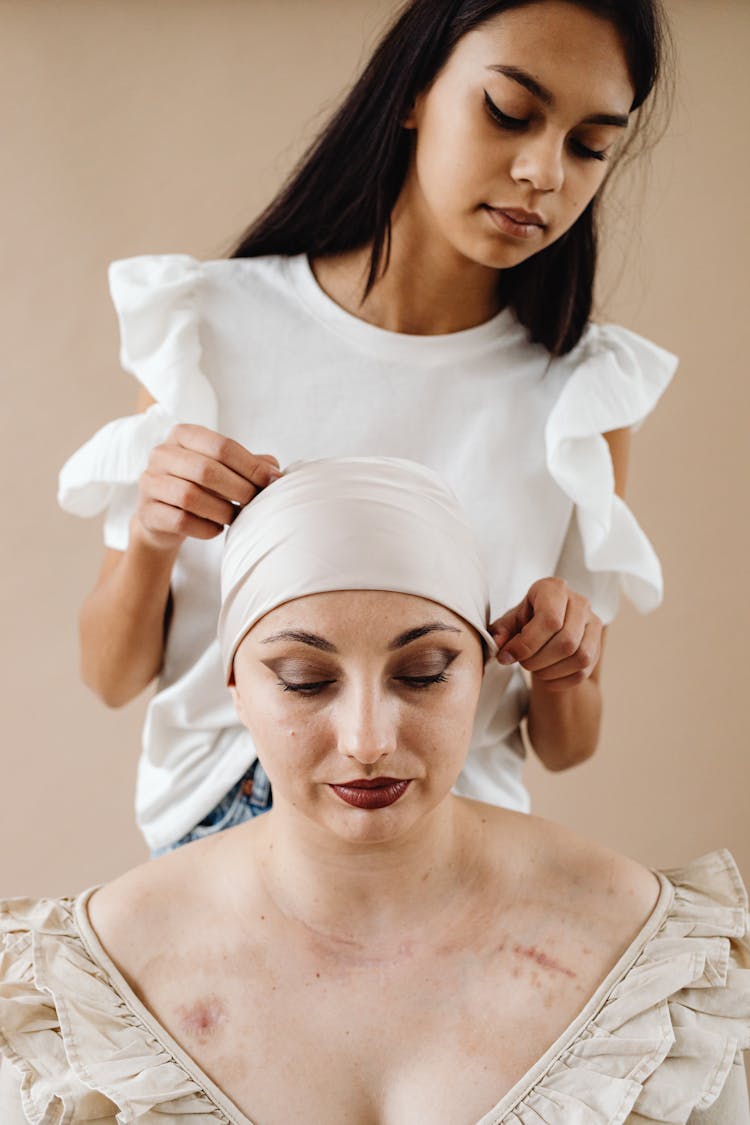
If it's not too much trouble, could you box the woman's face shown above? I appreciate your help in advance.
[231,590,484,843]
[402,0,635,269]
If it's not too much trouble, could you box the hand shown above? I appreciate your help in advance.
[132,424,281,551]
[490,578,603,691]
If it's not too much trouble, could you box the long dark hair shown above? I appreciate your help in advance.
[231,0,670,355]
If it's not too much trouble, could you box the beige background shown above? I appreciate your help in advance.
[0,0,748,901]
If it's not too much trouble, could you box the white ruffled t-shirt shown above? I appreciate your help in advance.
[58,254,678,851]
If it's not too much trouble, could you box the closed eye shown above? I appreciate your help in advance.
[483,90,527,130]
[277,679,335,696]
[570,138,608,162]
[397,671,450,690]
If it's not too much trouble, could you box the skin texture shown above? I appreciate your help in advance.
[87,589,661,1125]
[80,2,636,772]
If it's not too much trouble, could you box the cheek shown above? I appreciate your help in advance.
[412,677,481,757]
[415,102,493,203]
[238,689,328,765]
[563,164,608,216]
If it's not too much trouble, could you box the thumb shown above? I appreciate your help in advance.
[489,601,528,648]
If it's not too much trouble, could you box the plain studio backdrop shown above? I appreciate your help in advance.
[1,1,748,902]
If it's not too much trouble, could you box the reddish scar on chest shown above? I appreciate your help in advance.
[176,995,229,1040]
[511,942,577,979]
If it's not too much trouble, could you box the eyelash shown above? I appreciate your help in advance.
[483,91,608,162]
[276,672,450,697]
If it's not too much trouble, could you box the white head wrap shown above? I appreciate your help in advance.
[218,457,496,681]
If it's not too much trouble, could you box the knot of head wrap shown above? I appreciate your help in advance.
[218,457,496,681]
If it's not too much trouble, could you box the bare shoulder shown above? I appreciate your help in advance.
[87,832,230,986]
[465,800,660,941]
[523,813,660,937]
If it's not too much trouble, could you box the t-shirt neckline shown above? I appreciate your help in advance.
[284,253,519,363]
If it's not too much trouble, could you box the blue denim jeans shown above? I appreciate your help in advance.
[151,759,272,857]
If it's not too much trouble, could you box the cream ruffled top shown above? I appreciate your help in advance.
[1,851,749,1124]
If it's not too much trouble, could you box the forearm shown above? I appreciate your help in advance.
[526,673,602,771]
[79,523,180,707]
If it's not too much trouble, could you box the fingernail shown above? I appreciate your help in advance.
[498,651,515,665]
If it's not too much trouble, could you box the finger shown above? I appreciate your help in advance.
[519,596,588,673]
[256,453,281,469]
[140,470,237,527]
[496,592,567,666]
[530,669,590,692]
[169,426,282,488]
[149,446,265,506]
[490,601,532,653]
[139,499,224,542]
[528,619,602,681]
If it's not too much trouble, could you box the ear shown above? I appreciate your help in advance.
[401,89,424,130]
[229,684,247,726]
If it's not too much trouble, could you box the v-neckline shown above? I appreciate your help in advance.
[74,874,673,1125]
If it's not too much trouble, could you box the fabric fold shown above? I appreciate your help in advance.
[0,896,229,1123]
[57,255,219,551]
[546,323,678,624]
[108,254,217,423]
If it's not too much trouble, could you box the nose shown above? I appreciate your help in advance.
[510,131,565,194]
[335,682,398,767]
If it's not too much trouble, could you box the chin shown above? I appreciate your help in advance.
[472,236,546,272]
[327,807,418,845]
[323,783,453,844]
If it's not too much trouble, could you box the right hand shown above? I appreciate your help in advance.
[132,424,282,551]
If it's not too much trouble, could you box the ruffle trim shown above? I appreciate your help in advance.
[57,255,219,548]
[487,849,750,1124]
[109,254,218,425]
[546,322,678,623]
[0,895,230,1123]
[1,852,748,1125]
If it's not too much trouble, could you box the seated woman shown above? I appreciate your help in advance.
[1,457,749,1124]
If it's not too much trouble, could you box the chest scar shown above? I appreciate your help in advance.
[510,942,577,979]
[176,995,229,1040]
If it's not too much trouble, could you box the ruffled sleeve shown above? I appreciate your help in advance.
[547,323,678,624]
[0,893,230,1123]
[492,850,750,1125]
[57,255,219,550]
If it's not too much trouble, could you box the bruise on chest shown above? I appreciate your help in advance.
[175,994,230,1043]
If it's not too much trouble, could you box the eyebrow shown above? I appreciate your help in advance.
[261,630,337,652]
[260,622,462,654]
[388,623,462,650]
[486,64,629,128]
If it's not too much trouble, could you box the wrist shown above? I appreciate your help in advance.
[128,515,183,564]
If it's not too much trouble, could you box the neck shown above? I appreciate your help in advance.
[251,796,481,942]
[312,178,503,336]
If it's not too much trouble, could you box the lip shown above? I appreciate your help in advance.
[329,778,412,810]
[484,205,546,239]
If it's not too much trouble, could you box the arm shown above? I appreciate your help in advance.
[78,389,281,707]
[493,427,631,771]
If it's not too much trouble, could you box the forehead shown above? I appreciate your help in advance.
[445,1,634,110]
[249,589,470,645]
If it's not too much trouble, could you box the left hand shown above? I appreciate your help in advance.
[490,578,603,691]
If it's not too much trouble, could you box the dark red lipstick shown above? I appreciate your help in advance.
[330,777,411,810]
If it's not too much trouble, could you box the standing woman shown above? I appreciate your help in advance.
[59,0,678,856]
